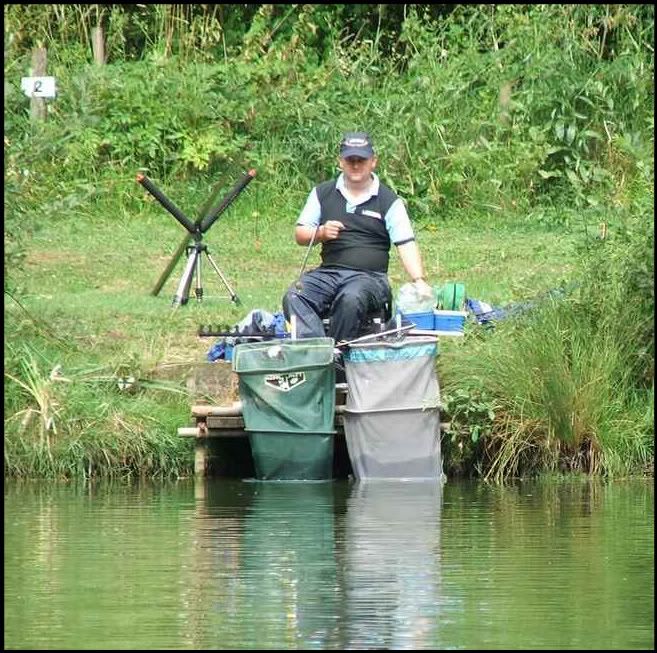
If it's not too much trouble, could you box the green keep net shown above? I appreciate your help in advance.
[232,337,336,480]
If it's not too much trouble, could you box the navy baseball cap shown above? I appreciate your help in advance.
[339,131,375,159]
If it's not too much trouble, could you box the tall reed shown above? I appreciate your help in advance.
[441,211,654,480]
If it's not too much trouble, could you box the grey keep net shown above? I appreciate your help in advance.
[343,336,443,480]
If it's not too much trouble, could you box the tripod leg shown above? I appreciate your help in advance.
[194,250,203,302]
[172,249,198,306]
[204,251,240,304]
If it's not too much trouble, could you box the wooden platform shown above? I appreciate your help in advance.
[176,361,447,477]
[179,383,349,476]
[180,411,348,438]
[180,401,448,478]
[181,413,352,478]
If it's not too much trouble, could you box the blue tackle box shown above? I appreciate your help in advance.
[397,311,435,330]
[433,310,467,335]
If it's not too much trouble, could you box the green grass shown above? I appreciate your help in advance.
[3,176,607,480]
[5,167,652,484]
[439,264,654,481]
[4,4,652,480]
[21,179,583,308]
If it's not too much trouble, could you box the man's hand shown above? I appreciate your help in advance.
[320,220,345,241]
[413,278,434,301]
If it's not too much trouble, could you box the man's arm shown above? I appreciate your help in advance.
[396,240,433,297]
[386,198,433,296]
[295,222,344,245]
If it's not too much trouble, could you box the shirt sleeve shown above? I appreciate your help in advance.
[296,188,321,227]
[385,198,415,245]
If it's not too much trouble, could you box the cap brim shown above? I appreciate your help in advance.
[340,147,374,159]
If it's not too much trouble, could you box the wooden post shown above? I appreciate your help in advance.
[194,441,209,476]
[193,476,207,501]
[30,47,47,123]
[92,26,105,65]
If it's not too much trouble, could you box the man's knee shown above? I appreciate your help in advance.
[281,289,293,318]
[333,288,369,316]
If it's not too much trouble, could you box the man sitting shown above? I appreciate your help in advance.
[282,130,433,343]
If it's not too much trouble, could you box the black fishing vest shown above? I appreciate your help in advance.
[316,178,398,273]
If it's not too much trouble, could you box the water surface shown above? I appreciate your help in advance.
[4,478,653,649]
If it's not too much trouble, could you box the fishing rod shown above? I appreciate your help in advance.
[294,223,320,291]
[336,323,416,348]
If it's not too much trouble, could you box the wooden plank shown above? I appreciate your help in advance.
[206,415,245,429]
[203,414,347,429]
[192,404,241,417]
[92,26,105,65]
[196,423,451,438]
[179,426,247,438]
[202,429,247,438]
[194,442,209,476]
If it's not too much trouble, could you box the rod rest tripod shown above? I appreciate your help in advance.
[136,169,255,306]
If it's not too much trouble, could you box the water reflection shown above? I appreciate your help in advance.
[240,482,339,648]
[4,478,652,650]
[338,480,443,649]
[181,479,259,649]
[189,479,340,649]
[437,479,655,650]
[191,479,444,649]
[4,479,203,650]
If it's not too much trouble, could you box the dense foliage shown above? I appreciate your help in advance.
[6,5,653,204]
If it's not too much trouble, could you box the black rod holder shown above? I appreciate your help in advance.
[136,173,197,234]
[199,169,256,233]
[136,168,255,305]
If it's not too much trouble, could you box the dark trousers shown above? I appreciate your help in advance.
[282,267,391,342]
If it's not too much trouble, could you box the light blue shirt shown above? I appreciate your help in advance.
[296,173,415,245]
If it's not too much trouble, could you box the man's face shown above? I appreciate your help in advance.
[339,155,377,184]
